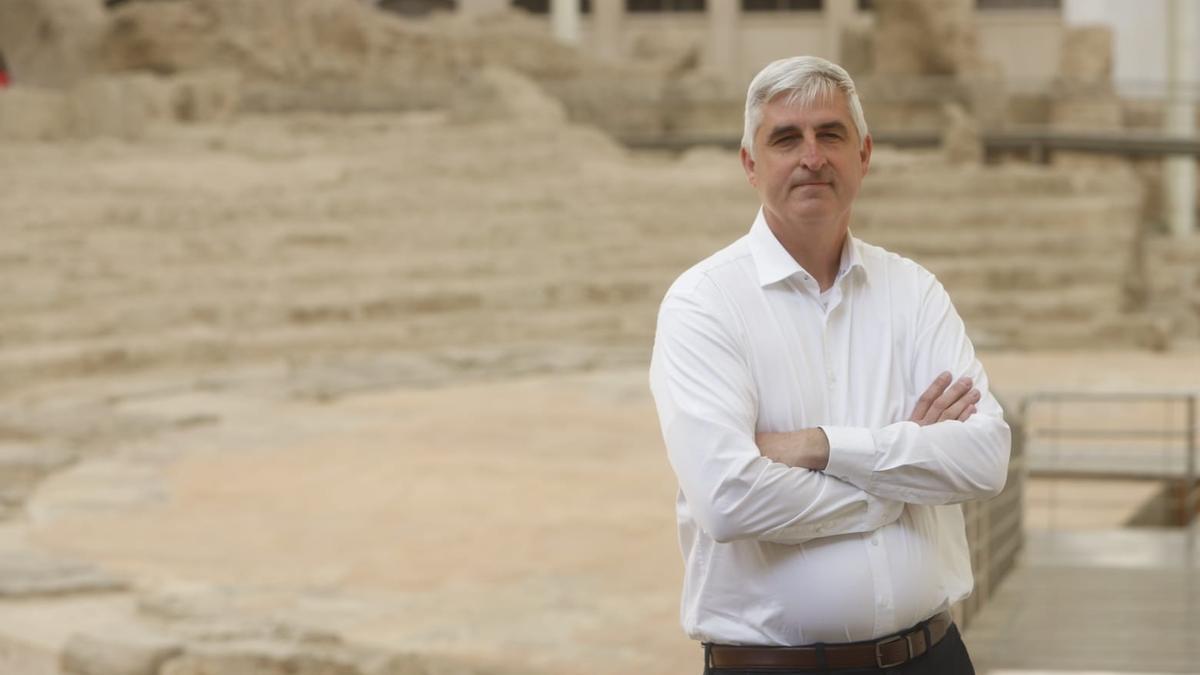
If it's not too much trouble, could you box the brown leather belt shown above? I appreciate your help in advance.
[706,611,953,671]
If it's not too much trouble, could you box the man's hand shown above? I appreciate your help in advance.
[909,371,979,425]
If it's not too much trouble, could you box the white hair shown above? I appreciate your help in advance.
[741,56,869,159]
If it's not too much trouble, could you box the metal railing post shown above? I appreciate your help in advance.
[1187,394,1197,524]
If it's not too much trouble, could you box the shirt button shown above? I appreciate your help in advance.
[871,535,880,547]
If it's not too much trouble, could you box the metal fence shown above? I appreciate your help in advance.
[954,395,1027,630]
[1020,391,1200,526]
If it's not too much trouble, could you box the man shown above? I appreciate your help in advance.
[648,56,1010,674]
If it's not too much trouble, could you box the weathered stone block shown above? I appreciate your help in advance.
[0,87,71,141]
[448,66,566,127]
[159,640,430,675]
[0,551,126,598]
[872,0,983,76]
[0,444,75,501]
[1059,25,1114,86]
[941,102,982,165]
[0,0,108,88]
[60,631,183,675]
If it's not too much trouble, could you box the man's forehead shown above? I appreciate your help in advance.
[760,91,853,129]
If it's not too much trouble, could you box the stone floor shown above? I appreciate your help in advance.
[0,351,1197,674]
[964,524,1200,674]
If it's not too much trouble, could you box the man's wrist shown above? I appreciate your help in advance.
[804,427,830,470]
[757,428,830,470]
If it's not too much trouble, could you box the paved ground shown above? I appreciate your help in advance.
[964,524,1200,674]
[1,349,1197,674]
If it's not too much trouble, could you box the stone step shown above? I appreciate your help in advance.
[0,305,659,389]
[859,165,1140,200]
[0,229,736,316]
[1,246,1137,349]
[952,285,1123,322]
[923,257,1127,291]
[1146,234,1200,263]
[862,228,1136,257]
[0,269,676,348]
[853,197,1139,231]
[966,311,1164,350]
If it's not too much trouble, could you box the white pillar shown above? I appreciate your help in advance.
[824,0,857,64]
[551,0,581,45]
[593,0,622,61]
[1167,0,1196,238]
[708,0,739,86]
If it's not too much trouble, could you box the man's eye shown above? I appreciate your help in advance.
[820,133,842,141]
[774,136,798,146]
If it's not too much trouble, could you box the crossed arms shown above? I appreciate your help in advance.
[648,278,1011,545]
[756,371,981,472]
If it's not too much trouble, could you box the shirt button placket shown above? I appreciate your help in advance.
[823,322,836,394]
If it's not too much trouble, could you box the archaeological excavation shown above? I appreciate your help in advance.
[0,0,1198,673]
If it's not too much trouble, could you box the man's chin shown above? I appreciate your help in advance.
[784,199,834,219]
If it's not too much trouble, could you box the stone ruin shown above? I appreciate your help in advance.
[872,0,987,77]
[1053,24,1121,128]
[847,0,1006,157]
[0,0,704,141]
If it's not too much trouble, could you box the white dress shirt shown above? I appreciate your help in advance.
[648,209,1011,646]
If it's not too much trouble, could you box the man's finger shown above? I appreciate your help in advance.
[909,371,951,422]
[940,388,981,422]
[922,376,972,424]
[957,404,977,422]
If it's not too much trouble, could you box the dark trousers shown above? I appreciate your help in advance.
[702,624,975,675]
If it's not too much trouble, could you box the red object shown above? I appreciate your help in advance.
[0,71,9,88]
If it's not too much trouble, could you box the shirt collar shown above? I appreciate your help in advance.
[746,208,867,289]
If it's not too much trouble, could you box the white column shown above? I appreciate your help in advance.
[708,0,739,86]
[824,0,857,63]
[1167,0,1196,238]
[593,0,622,61]
[551,0,581,45]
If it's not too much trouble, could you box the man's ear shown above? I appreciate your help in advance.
[860,133,873,175]
[740,146,758,188]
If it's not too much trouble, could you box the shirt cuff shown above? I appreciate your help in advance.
[820,425,877,490]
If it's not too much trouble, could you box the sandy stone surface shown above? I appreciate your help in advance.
[0,349,1190,674]
[18,370,689,675]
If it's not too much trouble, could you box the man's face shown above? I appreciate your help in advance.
[740,90,872,231]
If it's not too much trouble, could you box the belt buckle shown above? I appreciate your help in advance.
[875,634,912,669]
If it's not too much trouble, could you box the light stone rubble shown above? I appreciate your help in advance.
[0,550,126,598]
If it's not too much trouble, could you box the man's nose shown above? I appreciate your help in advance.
[798,138,826,171]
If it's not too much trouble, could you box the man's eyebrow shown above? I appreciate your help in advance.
[766,124,800,142]
[815,121,850,134]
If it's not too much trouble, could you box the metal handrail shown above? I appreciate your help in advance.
[1032,428,1193,440]
[1019,390,1199,526]
[618,128,1200,159]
